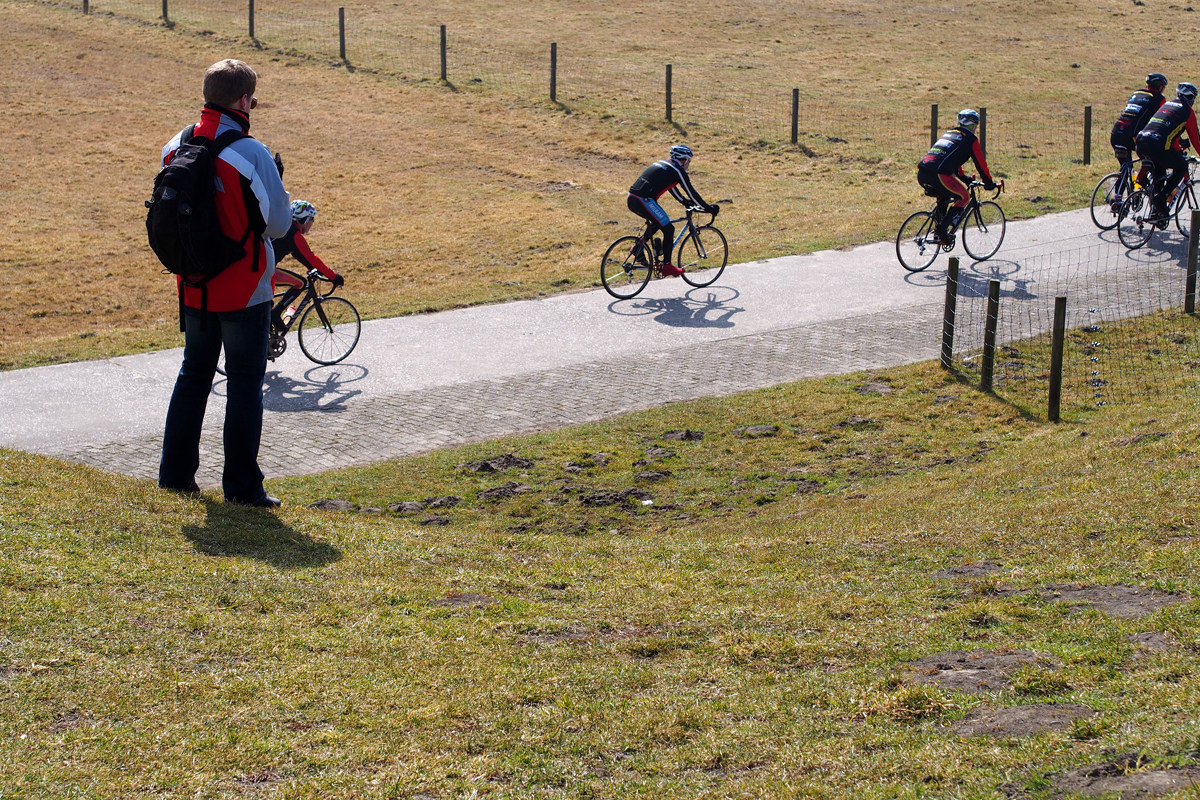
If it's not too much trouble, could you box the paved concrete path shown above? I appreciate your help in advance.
[0,207,1156,486]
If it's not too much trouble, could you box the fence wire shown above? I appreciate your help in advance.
[947,233,1200,413]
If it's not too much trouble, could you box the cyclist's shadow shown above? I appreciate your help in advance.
[620,286,744,328]
[261,364,367,413]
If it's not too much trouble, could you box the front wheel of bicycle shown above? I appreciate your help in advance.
[297,296,361,365]
[962,201,1006,261]
[896,211,939,272]
[601,236,653,299]
[678,225,729,287]
[1117,189,1154,250]
[1090,172,1123,231]
[1174,185,1198,238]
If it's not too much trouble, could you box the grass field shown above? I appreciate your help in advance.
[3,0,1188,369]
[3,341,1200,796]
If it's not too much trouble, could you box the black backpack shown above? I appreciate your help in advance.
[145,126,257,327]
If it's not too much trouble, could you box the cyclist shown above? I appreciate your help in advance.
[627,144,719,277]
[917,109,998,242]
[271,200,343,329]
[1135,82,1200,220]
[1111,73,1168,169]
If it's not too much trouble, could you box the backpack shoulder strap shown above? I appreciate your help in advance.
[205,129,251,159]
[180,124,197,145]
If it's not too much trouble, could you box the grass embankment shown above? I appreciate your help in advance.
[0,0,1165,369]
[3,353,1200,797]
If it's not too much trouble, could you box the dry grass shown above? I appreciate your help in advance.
[3,0,1193,368]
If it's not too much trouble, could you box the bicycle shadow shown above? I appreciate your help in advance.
[957,260,1039,300]
[609,286,744,328]
[182,496,341,568]
[261,364,367,413]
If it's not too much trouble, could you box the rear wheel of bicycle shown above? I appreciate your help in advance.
[298,296,361,365]
[895,211,939,272]
[962,201,1006,261]
[678,225,729,287]
[1174,185,1198,238]
[1117,189,1154,250]
[601,236,653,299]
[1090,172,1123,231]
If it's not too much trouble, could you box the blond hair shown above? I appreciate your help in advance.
[202,59,257,108]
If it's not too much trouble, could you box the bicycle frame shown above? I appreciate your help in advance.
[275,269,340,336]
[636,208,712,264]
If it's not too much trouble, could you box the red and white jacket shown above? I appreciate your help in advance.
[161,106,291,312]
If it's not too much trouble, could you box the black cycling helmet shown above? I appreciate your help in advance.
[1147,72,1169,91]
[1178,82,1199,106]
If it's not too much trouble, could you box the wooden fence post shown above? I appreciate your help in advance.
[981,279,1001,391]
[665,64,672,123]
[162,0,169,23]
[1083,105,1092,165]
[979,106,987,158]
[940,256,960,370]
[930,103,938,148]
[248,0,254,38]
[83,0,88,13]
[550,42,557,102]
[1187,208,1199,314]
[791,88,799,144]
[1049,296,1067,422]
[440,24,447,81]
[338,8,346,60]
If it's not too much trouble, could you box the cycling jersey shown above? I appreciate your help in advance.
[1111,89,1165,145]
[271,223,337,281]
[919,125,995,183]
[629,159,711,209]
[1137,99,1200,153]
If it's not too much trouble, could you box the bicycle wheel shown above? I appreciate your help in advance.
[678,225,729,287]
[1174,184,1198,238]
[601,236,653,299]
[962,201,1006,261]
[1090,172,1124,230]
[297,296,361,365]
[1117,189,1154,250]
[895,211,939,272]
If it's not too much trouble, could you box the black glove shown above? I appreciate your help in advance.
[707,203,720,216]
[274,152,284,178]
[332,274,345,289]
[983,180,997,191]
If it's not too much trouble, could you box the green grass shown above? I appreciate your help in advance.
[4,341,1200,796]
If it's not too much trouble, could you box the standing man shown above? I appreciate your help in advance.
[158,59,291,506]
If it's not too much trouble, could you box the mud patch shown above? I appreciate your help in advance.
[1039,584,1189,619]
[432,592,497,609]
[934,561,1003,579]
[460,453,535,472]
[952,703,1092,737]
[903,649,1056,693]
[1052,754,1200,798]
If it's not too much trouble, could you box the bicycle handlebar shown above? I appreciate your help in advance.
[969,179,1005,199]
[686,205,719,220]
[308,268,341,298]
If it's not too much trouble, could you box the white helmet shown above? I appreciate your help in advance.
[957,109,980,132]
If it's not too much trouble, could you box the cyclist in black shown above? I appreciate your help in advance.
[628,144,719,277]
[917,109,998,242]
[1135,82,1200,219]
[1112,73,1167,190]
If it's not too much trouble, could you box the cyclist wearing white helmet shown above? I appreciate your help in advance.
[1135,82,1200,219]
[270,200,343,330]
[627,144,719,277]
[1112,73,1168,167]
[917,109,998,242]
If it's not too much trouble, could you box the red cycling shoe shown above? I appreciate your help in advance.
[660,263,684,277]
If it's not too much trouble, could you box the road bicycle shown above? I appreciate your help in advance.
[1116,155,1200,250]
[600,207,728,299]
[1090,155,1144,230]
[216,268,361,375]
[896,181,1007,272]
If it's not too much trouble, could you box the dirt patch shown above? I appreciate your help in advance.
[952,703,1092,737]
[460,453,535,472]
[1128,631,1176,655]
[424,495,463,509]
[1110,432,1170,447]
[1052,754,1200,798]
[388,501,426,513]
[733,424,778,438]
[420,515,451,526]
[46,712,87,734]
[933,561,1003,579]
[580,487,652,507]
[432,592,497,609]
[634,470,672,481]
[1039,584,1189,619]
[477,482,533,501]
[662,429,704,441]
[855,381,893,395]
[903,649,1057,693]
[833,415,878,429]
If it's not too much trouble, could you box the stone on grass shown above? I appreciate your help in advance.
[307,498,357,512]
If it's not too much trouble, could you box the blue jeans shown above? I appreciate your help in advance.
[159,302,270,503]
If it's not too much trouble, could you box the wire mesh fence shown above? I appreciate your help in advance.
[946,233,1200,415]
[47,0,1107,165]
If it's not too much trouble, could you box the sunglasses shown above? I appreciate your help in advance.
[250,96,258,110]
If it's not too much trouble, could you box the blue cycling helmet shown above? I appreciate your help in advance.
[1147,72,1168,91]
[669,144,693,162]
[1178,82,1198,106]
[957,109,980,132]
[291,200,317,224]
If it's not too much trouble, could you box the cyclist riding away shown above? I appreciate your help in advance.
[1135,82,1200,220]
[1111,72,1167,180]
[271,200,343,329]
[917,109,998,242]
[628,144,719,277]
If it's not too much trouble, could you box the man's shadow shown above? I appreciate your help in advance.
[183,497,341,568]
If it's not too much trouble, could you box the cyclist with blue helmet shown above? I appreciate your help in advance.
[270,200,344,329]
[627,144,719,277]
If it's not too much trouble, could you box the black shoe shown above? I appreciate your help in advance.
[162,481,201,495]
[230,494,282,508]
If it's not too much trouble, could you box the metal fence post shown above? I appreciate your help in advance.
[665,64,672,123]
[248,0,254,38]
[930,103,938,148]
[1083,105,1092,165]
[1187,209,1200,313]
[1049,296,1067,422]
[338,8,346,60]
[791,88,799,144]
[981,279,1001,391]
[940,257,960,370]
[440,24,447,81]
[550,42,557,102]
[979,106,987,159]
